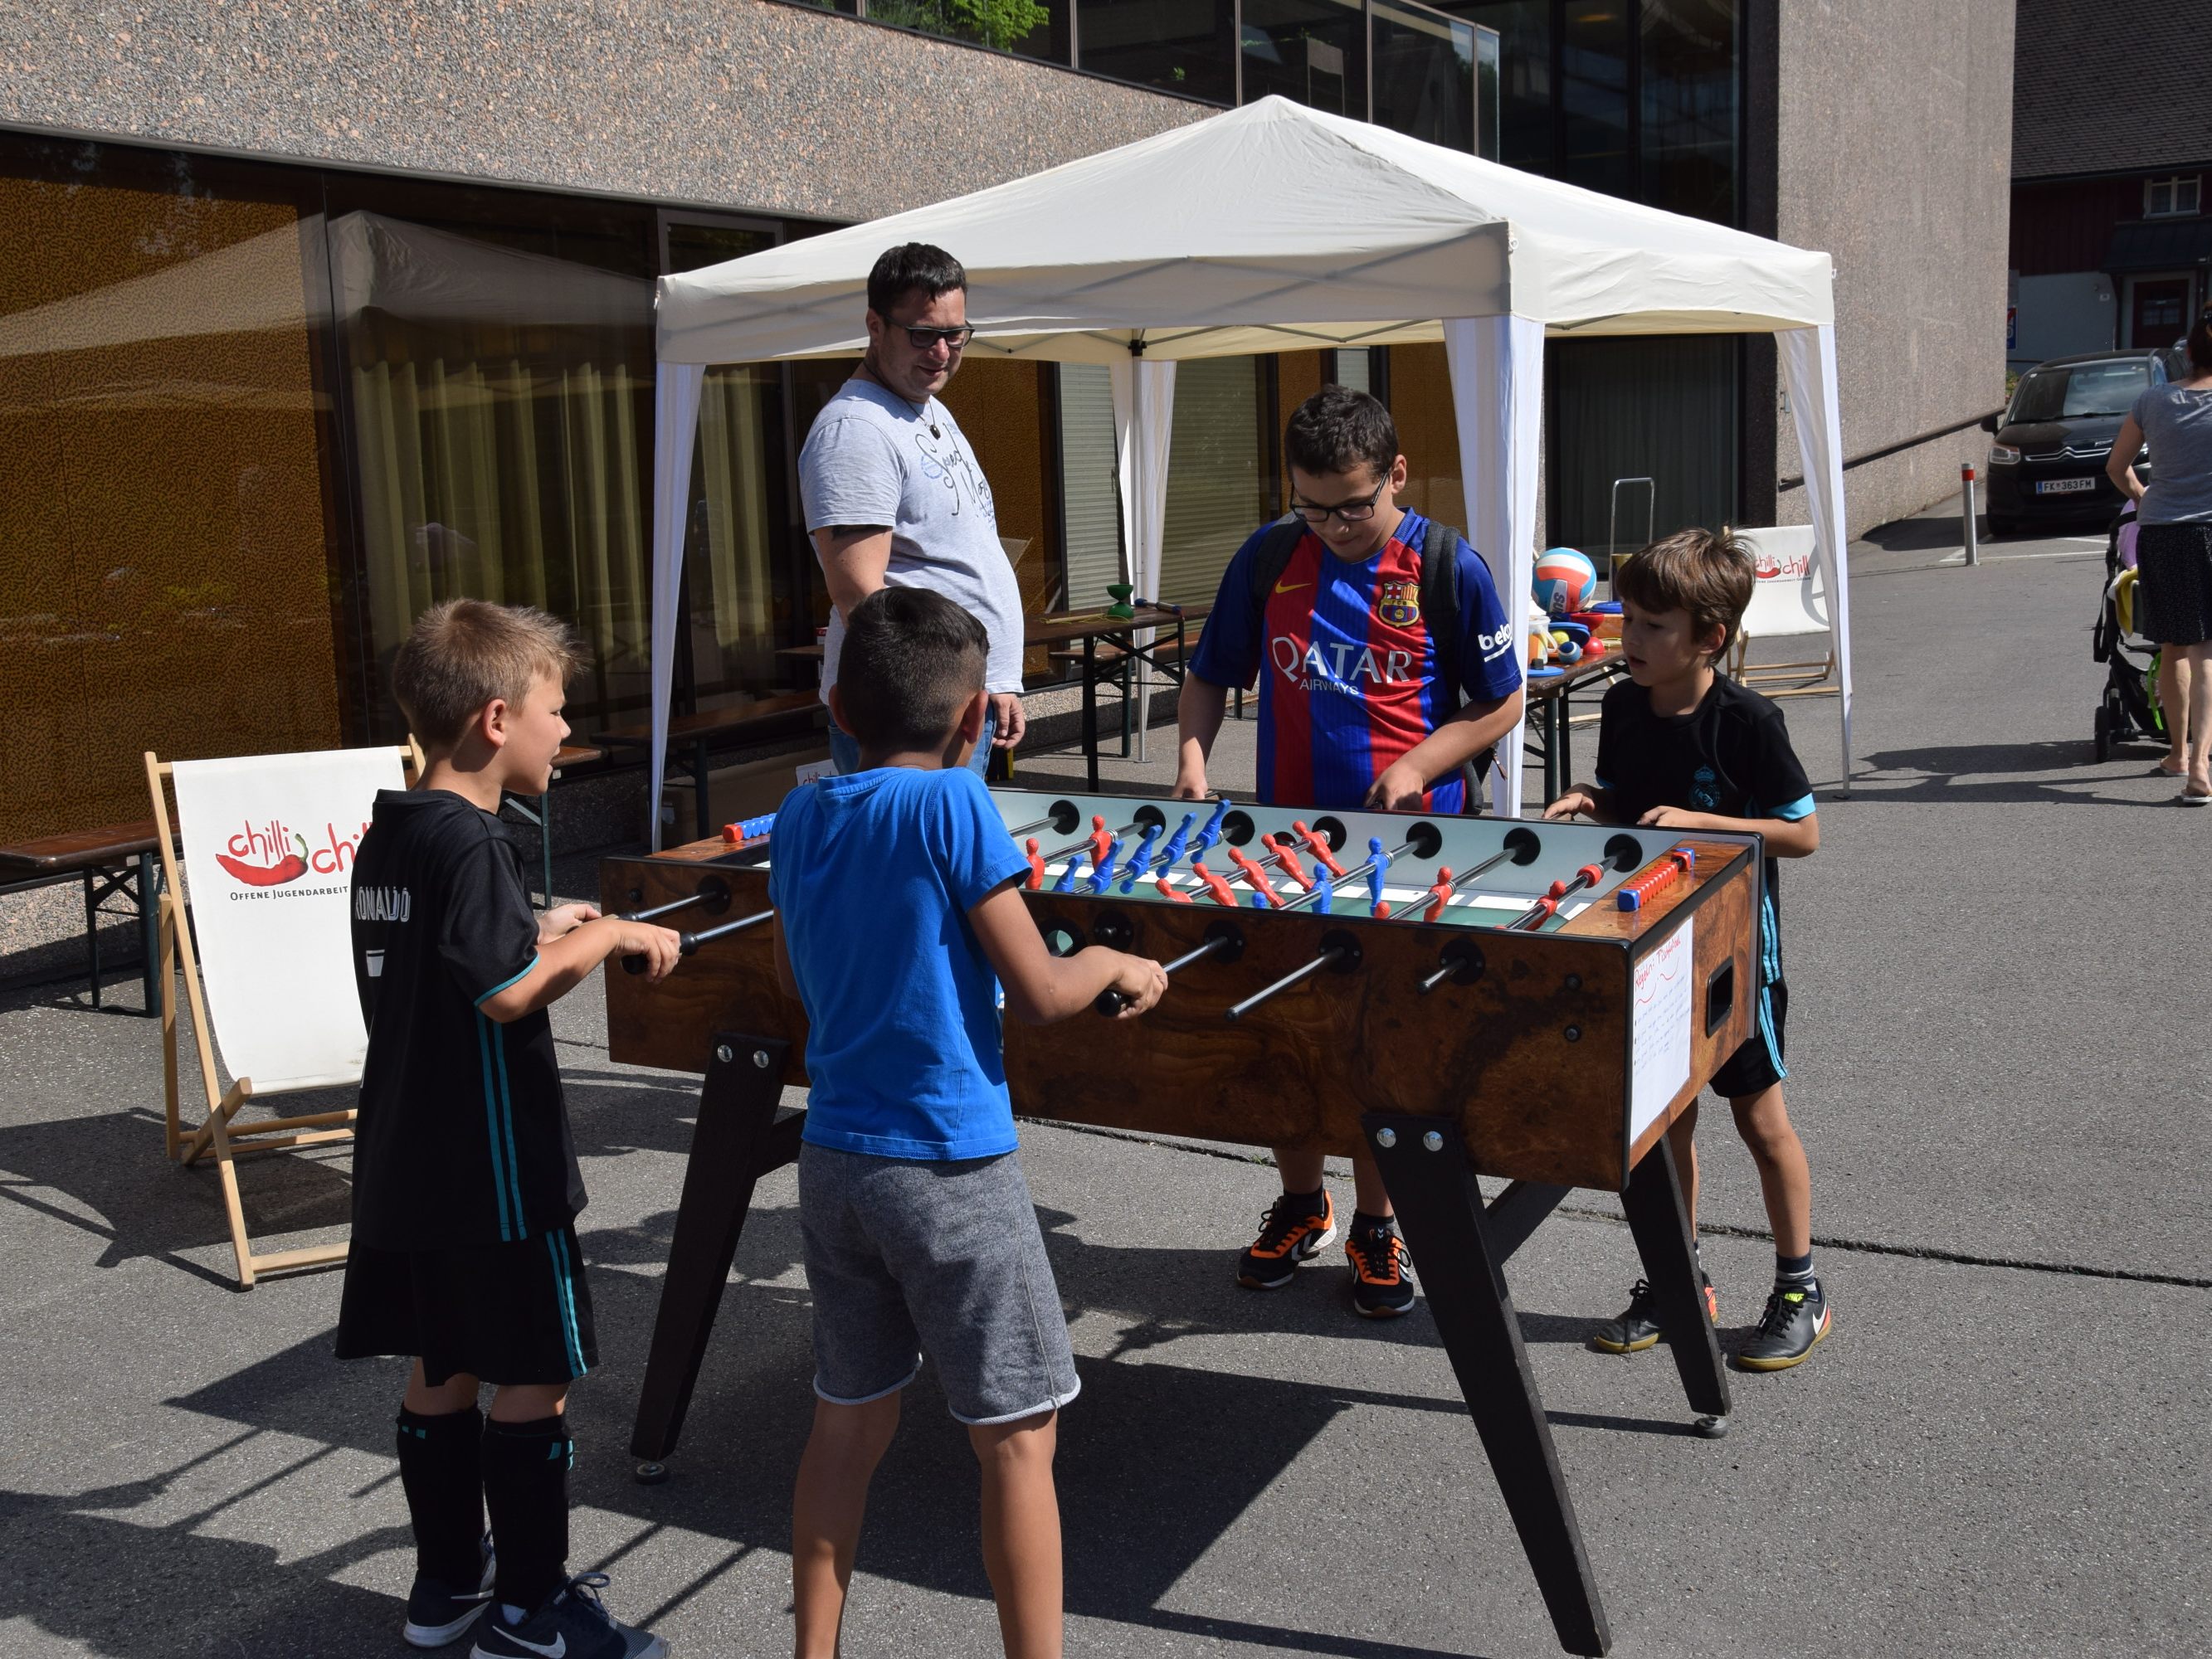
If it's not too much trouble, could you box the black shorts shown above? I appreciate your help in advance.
[1708,976,1787,1100]
[334,1225,597,1387]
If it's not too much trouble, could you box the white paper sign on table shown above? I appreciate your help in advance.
[1629,917,1694,1142]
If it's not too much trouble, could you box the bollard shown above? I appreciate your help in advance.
[1961,461,1980,567]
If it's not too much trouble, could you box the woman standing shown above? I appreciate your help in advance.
[2108,311,2212,803]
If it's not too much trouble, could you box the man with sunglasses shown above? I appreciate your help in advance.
[800,243,1026,774]
[1174,384,1524,1320]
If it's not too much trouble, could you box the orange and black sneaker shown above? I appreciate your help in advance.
[1345,1219,1415,1318]
[1590,1273,1718,1354]
[1235,1190,1337,1288]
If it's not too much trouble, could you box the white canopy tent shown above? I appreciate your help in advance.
[646,96,1849,842]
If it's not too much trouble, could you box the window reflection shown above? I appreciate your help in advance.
[1077,0,1236,103]
[1242,0,1367,119]
[1561,0,1630,195]
[1372,0,1481,153]
[1640,0,1737,223]
[1440,2,1552,173]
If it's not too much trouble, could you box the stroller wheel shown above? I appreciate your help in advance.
[2094,701,2113,763]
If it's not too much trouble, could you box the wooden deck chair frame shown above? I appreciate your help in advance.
[145,742,421,1287]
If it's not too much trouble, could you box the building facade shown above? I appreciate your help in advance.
[0,0,2007,854]
[2008,0,2212,370]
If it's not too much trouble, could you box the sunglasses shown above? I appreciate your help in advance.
[900,324,974,351]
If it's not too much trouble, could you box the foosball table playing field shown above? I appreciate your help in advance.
[602,786,1766,1657]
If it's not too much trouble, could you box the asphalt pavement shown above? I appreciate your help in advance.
[0,504,2205,1658]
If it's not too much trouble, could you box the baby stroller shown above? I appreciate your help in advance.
[2090,501,2167,761]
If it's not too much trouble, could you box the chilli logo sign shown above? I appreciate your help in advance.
[215,817,370,890]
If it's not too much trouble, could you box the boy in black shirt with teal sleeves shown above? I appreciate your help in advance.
[1546,529,1834,1371]
[339,600,681,1658]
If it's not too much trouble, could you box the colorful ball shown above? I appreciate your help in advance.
[1533,547,1598,618]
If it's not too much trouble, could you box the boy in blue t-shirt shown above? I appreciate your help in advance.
[1174,386,1524,1317]
[769,584,1166,1659]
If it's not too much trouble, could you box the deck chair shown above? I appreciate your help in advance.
[1727,525,1840,698]
[145,743,417,1287]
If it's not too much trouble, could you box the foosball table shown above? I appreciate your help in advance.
[602,786,1765,1658]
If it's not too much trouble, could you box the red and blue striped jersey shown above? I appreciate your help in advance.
[1187,512,1522,812]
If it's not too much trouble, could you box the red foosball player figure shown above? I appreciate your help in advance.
[1173,387,1527,1319]
[1544,528,1832,1372]
[770,586,1167,1659]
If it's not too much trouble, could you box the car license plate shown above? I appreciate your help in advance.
[2037,477,2098,495]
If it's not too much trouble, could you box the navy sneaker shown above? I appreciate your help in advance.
[1235,1190,1337,1288]
[1590,1273,1717,1354]
[470,1573,667,1659]
[404,1535,494,1648]
[1345,1220,1415,1318]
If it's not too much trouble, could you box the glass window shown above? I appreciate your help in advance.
[1056,363,1123,612]
[1547,335,1738,565]
[0,136,344,842]
[1560,0,1630,196]
[1438,2,1551,173]
[1242,0,1367,119]
[863,0,1055,51]
[328,194,659,740]
[2009,362,2150,423]
[1640,0,1737,223]
[1078,0,1236,103]
[1159,357,1269,607]
[1372,0,1481,153]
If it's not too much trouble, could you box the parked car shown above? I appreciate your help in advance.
[1981,348,2185,536]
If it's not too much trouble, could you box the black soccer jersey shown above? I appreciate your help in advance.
[348,789,583,1249]
[1594,673,1815,932]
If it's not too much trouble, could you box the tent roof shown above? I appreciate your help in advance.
[658,96,1833,367]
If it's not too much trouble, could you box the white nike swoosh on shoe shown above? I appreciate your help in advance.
[495,1632,565,1658]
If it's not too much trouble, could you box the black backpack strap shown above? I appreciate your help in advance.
[1245,512,1308,618]
[1420,518,1467,720]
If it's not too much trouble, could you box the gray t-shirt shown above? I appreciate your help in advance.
[798,379,1026,696]
[2132,382,2212,525]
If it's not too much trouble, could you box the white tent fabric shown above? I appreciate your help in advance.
[649,363,706,844]
[1779,325,1854,772]
[1443,316,1544,813]
[1109,358,1176,763]
[646,97,1849,840]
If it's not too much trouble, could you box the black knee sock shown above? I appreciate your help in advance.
[481,1415,572,1614]
[396,1406,485,1586]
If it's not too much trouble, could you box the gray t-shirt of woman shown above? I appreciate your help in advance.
[2131,382,2212,525]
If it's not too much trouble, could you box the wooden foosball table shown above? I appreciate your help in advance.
[602,786,1765,1657]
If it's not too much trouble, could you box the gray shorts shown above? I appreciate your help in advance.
[797,1142,1081,1425]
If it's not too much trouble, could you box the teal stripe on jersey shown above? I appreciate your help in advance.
[1771,793,1816,821]
[547,1230,587,1377]
[492,1022,526,1239]
[473,952,540,1007]
[477,1014,515,1242]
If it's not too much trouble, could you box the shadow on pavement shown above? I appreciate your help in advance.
[1853,740,2178,805]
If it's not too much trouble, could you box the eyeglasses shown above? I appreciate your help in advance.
[1289,479,1387,525]
[903,324,974,351]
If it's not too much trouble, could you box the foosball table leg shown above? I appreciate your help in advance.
[1620,1136,1732,1436]
[1363,1113,1613,1659]
[630,1033,797,1481]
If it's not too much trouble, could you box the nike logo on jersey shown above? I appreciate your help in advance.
[1273,579,1311,595]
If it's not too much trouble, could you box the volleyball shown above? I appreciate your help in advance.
[1532,547,1598,617]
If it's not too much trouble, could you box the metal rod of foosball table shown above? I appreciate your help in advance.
[1397,826,1544,925]
[621,904,775,973]
[619,877,729,925]
[1093,920,1245,1014]
[1224,928,1361,1021]
[1503,834,1642,931]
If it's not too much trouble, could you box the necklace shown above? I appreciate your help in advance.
[860,358,942,438]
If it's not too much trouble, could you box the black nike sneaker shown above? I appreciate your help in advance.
[1733,1281,1832,1371]
[404,1535,494,1647]
[1589,1272,1718,1354]
[1345,1220,1415,1318]
[470,1573,666,1659]
[1235,1190,1338,1288]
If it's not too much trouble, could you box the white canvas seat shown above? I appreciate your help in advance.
[145,743,414,1287]
[1727,525,1839,698]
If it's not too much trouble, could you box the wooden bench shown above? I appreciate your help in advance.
[0,819,163,1013]
[596,694,826,846]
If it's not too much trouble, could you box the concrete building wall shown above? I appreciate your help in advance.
[1774,0,2015,537]
[0,1,1204,221]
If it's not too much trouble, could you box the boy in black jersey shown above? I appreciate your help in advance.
[1545,529,1834,1371]
[339,600,681,1659]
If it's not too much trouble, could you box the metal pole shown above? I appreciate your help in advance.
[1961,461,1980,567]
